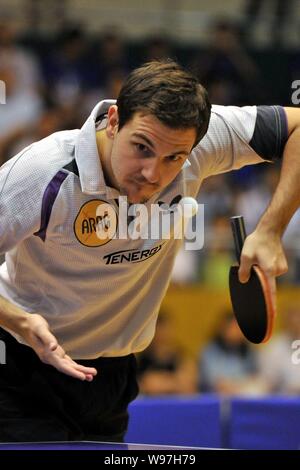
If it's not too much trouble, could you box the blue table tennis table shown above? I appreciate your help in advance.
[0,441,210,450]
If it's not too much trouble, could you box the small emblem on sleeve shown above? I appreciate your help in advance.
[74,199,118,247]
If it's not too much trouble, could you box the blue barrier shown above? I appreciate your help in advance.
[125,395,222,448]
[229,396,300,450]
[126,395,300,449]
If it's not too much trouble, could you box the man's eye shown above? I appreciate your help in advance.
[168,155,183,162]
[135,143,151,155]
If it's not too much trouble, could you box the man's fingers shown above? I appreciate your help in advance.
[269,276,276,298]
[70,362,97,377]
[64,355,97,376]
[53,354,97,382]
[51,356,95,381]
[74,364,97,375]
[238,255,253,283]
[55,363,87,381]
[264,274,277,314]
[41,348,97,381]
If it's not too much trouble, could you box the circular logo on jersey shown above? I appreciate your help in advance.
[74,199,118,247]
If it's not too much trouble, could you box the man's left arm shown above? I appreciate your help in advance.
[239,107,300,282]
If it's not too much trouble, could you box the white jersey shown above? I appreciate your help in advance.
[0,100,287,358]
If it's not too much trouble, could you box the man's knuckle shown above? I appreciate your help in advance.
[264,266,275,276]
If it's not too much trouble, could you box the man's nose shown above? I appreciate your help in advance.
[141,159,161,184]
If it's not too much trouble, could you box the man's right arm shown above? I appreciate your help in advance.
[0,295,97,381]
[0,151,97,381]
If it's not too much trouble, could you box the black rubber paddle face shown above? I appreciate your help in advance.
[229,266,268,344]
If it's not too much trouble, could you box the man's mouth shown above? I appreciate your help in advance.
[132,178,159,190]
[132,178,147,186]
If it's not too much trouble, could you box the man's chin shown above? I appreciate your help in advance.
[119,183,159,204]
[128,195,149,204]
[122,189,153,204]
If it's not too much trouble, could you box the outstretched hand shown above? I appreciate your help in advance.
[21,314,97,381]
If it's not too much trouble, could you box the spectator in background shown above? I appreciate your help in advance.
[198,312,268,395]
[42,25,96,107]
[143,35,173,62]
[233,165,280,233]
[95,30,130,88]
[259,305,300,393]
[0,63,43,164]
[82,30,129,114]
[243,0,293,46]
[205,78,237,107]
[0,18,42,93]
[7,104,80,157]
[171,246,199,284]
[0,18,44,163]
[199,175,233,226]
[190,19,262,105]
[202,215,233,288]
[137,312,197,395]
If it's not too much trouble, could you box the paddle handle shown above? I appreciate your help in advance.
[230,215,247,263]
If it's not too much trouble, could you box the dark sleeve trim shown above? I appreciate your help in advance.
[277,106,288,157]
[249,105,288,161]
[34,171,68,242]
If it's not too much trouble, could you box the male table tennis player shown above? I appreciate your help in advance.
[0,60,299,442]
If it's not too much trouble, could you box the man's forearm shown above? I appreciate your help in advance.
[0,294,29,335]
[257,126,300,236]
[0,295,98,380]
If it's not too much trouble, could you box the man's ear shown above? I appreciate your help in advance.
[106,105,119,139]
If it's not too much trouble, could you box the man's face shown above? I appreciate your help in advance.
[106,107,197,203]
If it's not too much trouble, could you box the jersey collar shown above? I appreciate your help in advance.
[75,99,116,195]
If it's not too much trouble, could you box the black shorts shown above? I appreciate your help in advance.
[0,328,139,442]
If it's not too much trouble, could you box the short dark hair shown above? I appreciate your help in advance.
[116,60,211,147]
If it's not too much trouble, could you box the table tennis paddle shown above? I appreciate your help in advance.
[229,215,276,344]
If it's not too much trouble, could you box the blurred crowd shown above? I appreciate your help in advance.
[137,306,300,397]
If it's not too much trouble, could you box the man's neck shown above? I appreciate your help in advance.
[96,129,117,190]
